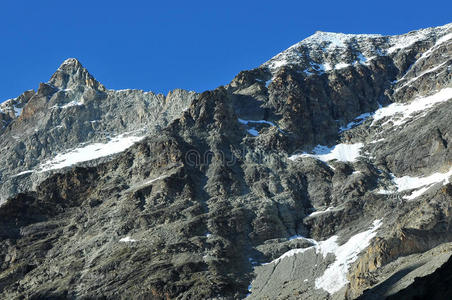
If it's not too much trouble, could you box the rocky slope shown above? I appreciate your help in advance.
[0,23,451,299]
[0,58,198,203]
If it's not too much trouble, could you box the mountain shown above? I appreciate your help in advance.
[0,22,451,299]
[0,58,198,203]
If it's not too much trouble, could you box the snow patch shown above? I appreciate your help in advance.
[0,98,24,117]
[288,235,318,244]
[315,220,383,294]
[266,219,383,295]
[394,170,452,191]
[370,138,385,144]
[376,189,395,195]
[380,167,452,200]
[308,207,335,217]
[289,143,363,163]
[61,100,83,108]
[11,170,34,178]
[13,106,22,117]
[336,88,452,134]
[238,118,280,137]
[119,236,137,243]
[144,175,168,185]
[372,88,452,126]
[39,133,145,172]
[265,79,272,87]
[356,53,368,64]
[335,62,350,70]
[435,32,452,46]
[238,118,276,127]
[50,100,84,110]
[339,112,372,132]
[268,244,314,264]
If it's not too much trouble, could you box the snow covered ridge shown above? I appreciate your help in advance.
[38,133,145,172]
[289,143,363,163]
[261,30,383,73]
[301,31,382,49]
[60,58,79,68]
[378,167,452,200]
[261,23,452,73]
[387,23,452,53]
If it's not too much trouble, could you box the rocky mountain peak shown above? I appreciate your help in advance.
[303,30,383,48]
[48,58,106,91]
[59,57,82,69]
[261,22,452,75]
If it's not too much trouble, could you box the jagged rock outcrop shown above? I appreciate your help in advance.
[0,23,451,299]
[0,89,35,129]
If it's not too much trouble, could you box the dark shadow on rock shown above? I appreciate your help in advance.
[358,263,423,300]
[386,255,452,300]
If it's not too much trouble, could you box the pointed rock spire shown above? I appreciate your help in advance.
[49,58,106,91]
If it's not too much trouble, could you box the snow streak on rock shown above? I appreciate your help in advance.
[238,118,279,136]
[39,133,145,172]
[372,88,452,126]
[266,220,383,294]
[379,167,452,200]
[314,220,383,294]
[289,143,363,163]
[119,236,137,243]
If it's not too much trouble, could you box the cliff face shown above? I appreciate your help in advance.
[0,23,451,299]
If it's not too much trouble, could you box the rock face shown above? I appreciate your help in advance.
[0,58,198,203]
[0,23,451,299]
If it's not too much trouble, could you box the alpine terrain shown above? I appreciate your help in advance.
[0,22,452,299]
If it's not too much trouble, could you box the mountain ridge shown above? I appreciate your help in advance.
[0,22,451,299]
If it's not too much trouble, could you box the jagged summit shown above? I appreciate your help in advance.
[262,22,452,73]
[300,31,383,49]
[58,58,83,70]
[296,22,451,52]
[48,58,105,91]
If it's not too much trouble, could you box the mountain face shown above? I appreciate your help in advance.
[0,58,197,203]
[0,23,451,299]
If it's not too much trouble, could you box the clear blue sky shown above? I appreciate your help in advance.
[1,0,451,101]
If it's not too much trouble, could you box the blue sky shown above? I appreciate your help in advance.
[1,0,451,101]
